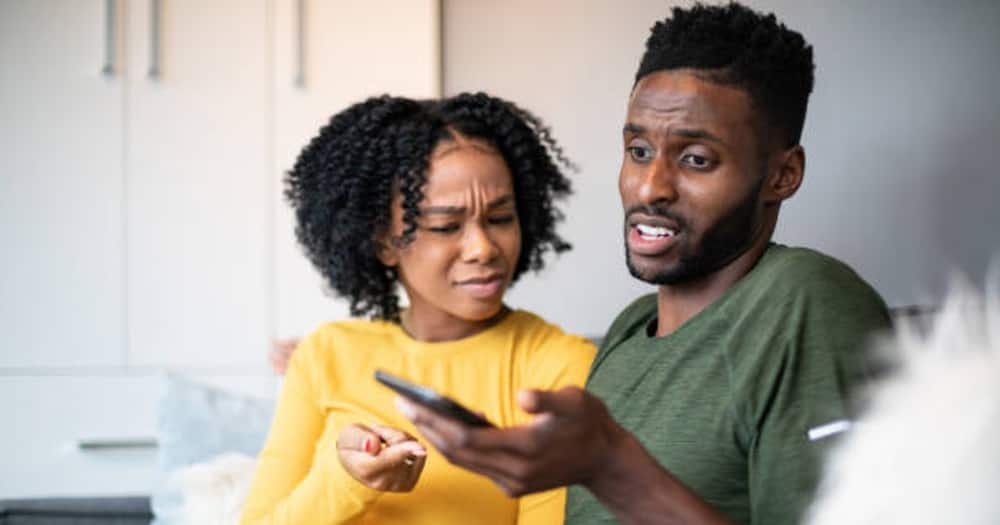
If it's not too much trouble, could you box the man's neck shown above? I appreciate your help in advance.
[654,239,772,337]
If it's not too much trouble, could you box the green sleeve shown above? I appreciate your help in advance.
[743,258,890,525]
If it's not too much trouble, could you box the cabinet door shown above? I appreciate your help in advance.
[0,375,160,498]
[0,1,126,367]
[271,0,441,338]
[0,372,279,499]
[126,0,271,366]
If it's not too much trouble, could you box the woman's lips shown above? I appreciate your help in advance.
[455,275,505,298]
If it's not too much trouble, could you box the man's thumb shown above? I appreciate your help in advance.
[518,386,586,415]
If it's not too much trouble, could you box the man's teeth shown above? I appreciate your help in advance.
[636,224,675,238]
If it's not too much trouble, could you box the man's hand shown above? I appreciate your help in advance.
[269,338,299,375]
[336,423,428,492]
[395,386,626,496]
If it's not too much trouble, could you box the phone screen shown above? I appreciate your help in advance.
[375,370,494,428]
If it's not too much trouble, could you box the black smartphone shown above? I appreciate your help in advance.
[375,369,494,428]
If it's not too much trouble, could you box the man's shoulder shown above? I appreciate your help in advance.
[724,244,891,368]
[748,244,885,307]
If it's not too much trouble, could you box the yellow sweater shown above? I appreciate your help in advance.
[240,310,596,525]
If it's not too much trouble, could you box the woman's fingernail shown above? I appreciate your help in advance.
[363,438,374,454]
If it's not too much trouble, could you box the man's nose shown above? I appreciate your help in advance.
[461,223,499,263]
[636,160,678,205]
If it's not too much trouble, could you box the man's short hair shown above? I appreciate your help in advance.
[636,2,815,148]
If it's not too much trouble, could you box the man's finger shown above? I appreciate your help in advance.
[396,397,472,445]
[517,386,588,416]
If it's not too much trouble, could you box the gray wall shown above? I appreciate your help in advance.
[443,0,1000,337]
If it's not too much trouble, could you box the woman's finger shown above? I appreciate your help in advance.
[369,423,416,446]
[337,423,379,454]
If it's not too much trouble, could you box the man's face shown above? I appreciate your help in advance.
[620,70,770,285]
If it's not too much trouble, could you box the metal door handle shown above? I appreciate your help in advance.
[148,0,161,79]
[294,0,305,88]
[101,0,116,76]
[77,437,158,451]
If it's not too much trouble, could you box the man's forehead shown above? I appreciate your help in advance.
[626,70,750,129]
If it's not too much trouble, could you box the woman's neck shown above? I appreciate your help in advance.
[401,306,510,342]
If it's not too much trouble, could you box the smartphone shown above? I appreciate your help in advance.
[375,369,494,428]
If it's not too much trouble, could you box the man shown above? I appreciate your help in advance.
[396,3,890,524]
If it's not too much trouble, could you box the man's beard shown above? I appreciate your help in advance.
[625,179,763,286]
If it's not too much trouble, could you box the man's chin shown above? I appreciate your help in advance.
[626,257,687,286]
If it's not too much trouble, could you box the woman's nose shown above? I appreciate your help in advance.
[461,223,499,263]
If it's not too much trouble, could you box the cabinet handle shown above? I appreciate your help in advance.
[148,0,161,79]
[294,0,305,88]
[101,0,116,76]
[77,437,158,451]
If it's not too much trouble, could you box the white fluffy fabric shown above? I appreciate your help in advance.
[806,275,1000,524]
[168,452,258,525]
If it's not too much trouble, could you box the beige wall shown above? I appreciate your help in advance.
[444,0,1000,335]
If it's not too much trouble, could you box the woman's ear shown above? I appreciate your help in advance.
[763,145,805,204]
[375,236,399,267]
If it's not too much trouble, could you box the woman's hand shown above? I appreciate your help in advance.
[336,423,428,492]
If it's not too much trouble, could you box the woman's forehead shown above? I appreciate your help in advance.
[422,145,514,204]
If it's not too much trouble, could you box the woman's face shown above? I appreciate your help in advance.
[379,136,521,340]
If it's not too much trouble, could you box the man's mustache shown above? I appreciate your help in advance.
[624,205,688,230]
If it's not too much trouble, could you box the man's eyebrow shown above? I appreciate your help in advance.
[421,195,515,215]
[671,128,725,145]
[624,122,726,146]
[623,122,645,135]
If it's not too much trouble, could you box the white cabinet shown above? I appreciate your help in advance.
[271,0,441,338]
[0,1,126,368]
[1,0,440,498]
[125,0,272,367]
[2,0,440,368]
[0,373,280,498]
[0,375,161,498]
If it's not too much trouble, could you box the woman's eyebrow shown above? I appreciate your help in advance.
[421,195,515,215]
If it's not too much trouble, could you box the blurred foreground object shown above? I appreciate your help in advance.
[807,272,1000,525]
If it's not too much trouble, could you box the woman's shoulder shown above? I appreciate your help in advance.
[504,310,597,356]
[503,310,596,394]
[295,318,399,362]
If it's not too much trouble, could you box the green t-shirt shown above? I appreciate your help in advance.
[565,244,891,525]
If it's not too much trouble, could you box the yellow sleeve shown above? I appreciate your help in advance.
[516,332,597,525]
[239,332,382,525]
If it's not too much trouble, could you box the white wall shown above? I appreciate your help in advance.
[443,0,1000,337]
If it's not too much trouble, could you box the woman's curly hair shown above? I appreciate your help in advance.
[286,92,574,322]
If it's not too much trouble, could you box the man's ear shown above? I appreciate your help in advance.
[763,145,805,204]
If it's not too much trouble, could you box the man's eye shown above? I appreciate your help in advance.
[488,215,515,226]
[627,146,653,162]
[426,224,460,234]
[680,153,714,170]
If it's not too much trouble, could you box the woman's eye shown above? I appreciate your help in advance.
[488,215,515,226]
[680,153,714,170]
[627,145,653,163]
[426,224,460,234]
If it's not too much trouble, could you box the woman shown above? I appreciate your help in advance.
[240,93,596,524]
